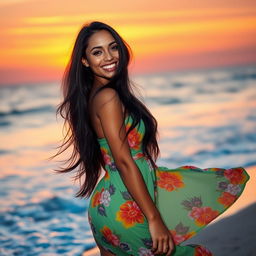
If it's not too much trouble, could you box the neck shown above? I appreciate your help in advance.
[93,76,110,87]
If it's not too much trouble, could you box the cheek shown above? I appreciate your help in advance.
[115,52,119,59]
[110,50,119,60]
[88,57,101,67]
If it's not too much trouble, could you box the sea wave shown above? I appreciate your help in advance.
[0,64,255,255]
[0,105,55,117]
[0,195,91,256]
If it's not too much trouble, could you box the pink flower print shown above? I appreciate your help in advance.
[182,165,199,170]
[169,222,196,245]
[169,229,195,245]
[101,226,120,247]
[100,148,112,165]
[224,168,247,184]
[225,184,241,195]
[188,206,219,226]
[138,247,154,256]
[194,245,213,255]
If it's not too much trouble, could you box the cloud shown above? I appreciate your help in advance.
[0,0,33,6]
[22,8,255,25]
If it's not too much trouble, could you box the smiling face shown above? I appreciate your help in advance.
[82,30,119,86]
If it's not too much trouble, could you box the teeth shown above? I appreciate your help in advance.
[103,63,116,69]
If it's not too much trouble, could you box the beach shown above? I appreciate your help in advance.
[0,65,255,255]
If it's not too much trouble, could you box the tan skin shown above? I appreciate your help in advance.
[82,30,174,256]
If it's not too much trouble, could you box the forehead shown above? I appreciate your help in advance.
[86,30,116,50]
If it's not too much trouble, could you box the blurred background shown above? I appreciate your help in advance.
[0,0,255,255]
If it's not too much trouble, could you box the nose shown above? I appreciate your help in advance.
[104,50,113,61]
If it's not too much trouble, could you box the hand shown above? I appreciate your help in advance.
[148,216,175,255]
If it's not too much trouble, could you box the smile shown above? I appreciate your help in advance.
[102,62,117,72]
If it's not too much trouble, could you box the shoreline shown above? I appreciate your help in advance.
[83,247,100,256]
[82,165,255,256]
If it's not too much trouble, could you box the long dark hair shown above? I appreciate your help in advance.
[51,21,160,199]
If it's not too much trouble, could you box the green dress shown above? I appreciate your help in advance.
[87,115,250,255]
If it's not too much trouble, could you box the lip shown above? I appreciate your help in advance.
[101,62,118,72]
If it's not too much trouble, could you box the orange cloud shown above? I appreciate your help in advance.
[0,5,255,84]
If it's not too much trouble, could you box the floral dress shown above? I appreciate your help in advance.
[87,115,250,255]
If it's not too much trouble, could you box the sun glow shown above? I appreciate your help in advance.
[0,3,255,84]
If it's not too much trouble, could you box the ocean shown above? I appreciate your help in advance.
[0,64,255,255]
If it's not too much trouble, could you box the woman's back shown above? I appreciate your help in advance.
[88,87,127,140]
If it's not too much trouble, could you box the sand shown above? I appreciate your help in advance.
[82,166,255,256]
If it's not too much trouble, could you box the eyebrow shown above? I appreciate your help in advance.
[90,41,117,52]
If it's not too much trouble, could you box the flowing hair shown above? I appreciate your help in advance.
[50,21,160,198]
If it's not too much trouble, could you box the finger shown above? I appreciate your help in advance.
[166,246,173,256]
[155,239,163,255]
[151,238,158,253]
[166,239,174,256]
[162,237,169,254]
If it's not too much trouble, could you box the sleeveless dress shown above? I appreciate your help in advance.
[87,115,250,256]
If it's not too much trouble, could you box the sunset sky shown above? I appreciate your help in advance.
[0,0,255,85]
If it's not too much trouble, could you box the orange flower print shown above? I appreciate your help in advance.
[116,200,144,228]
[182,165,199,170]
[194,245,213,256]
[133,152,145,160]
[169,229,196,245]
[203,167,223,172]
[224,168,247,184]
[101,148,112,165]
[217,191,237,208]
[156,171,184,192]
[91,188,103,208]
[104,170,110,180]
[101,226,120,247]
[188,207,219,226]
[126,124,142,150]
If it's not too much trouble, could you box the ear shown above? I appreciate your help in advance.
[81,57,89,67]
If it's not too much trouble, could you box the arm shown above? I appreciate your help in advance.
[94,88,174,255]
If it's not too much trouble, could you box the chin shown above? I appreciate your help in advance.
[105,72,117,80]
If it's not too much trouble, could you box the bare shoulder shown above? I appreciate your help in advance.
[93,87,120,109]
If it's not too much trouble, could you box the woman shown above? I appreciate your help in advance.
[53,21,250,255]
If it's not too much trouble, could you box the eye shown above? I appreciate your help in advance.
[92,50,102,56]
[111,44,118,51]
